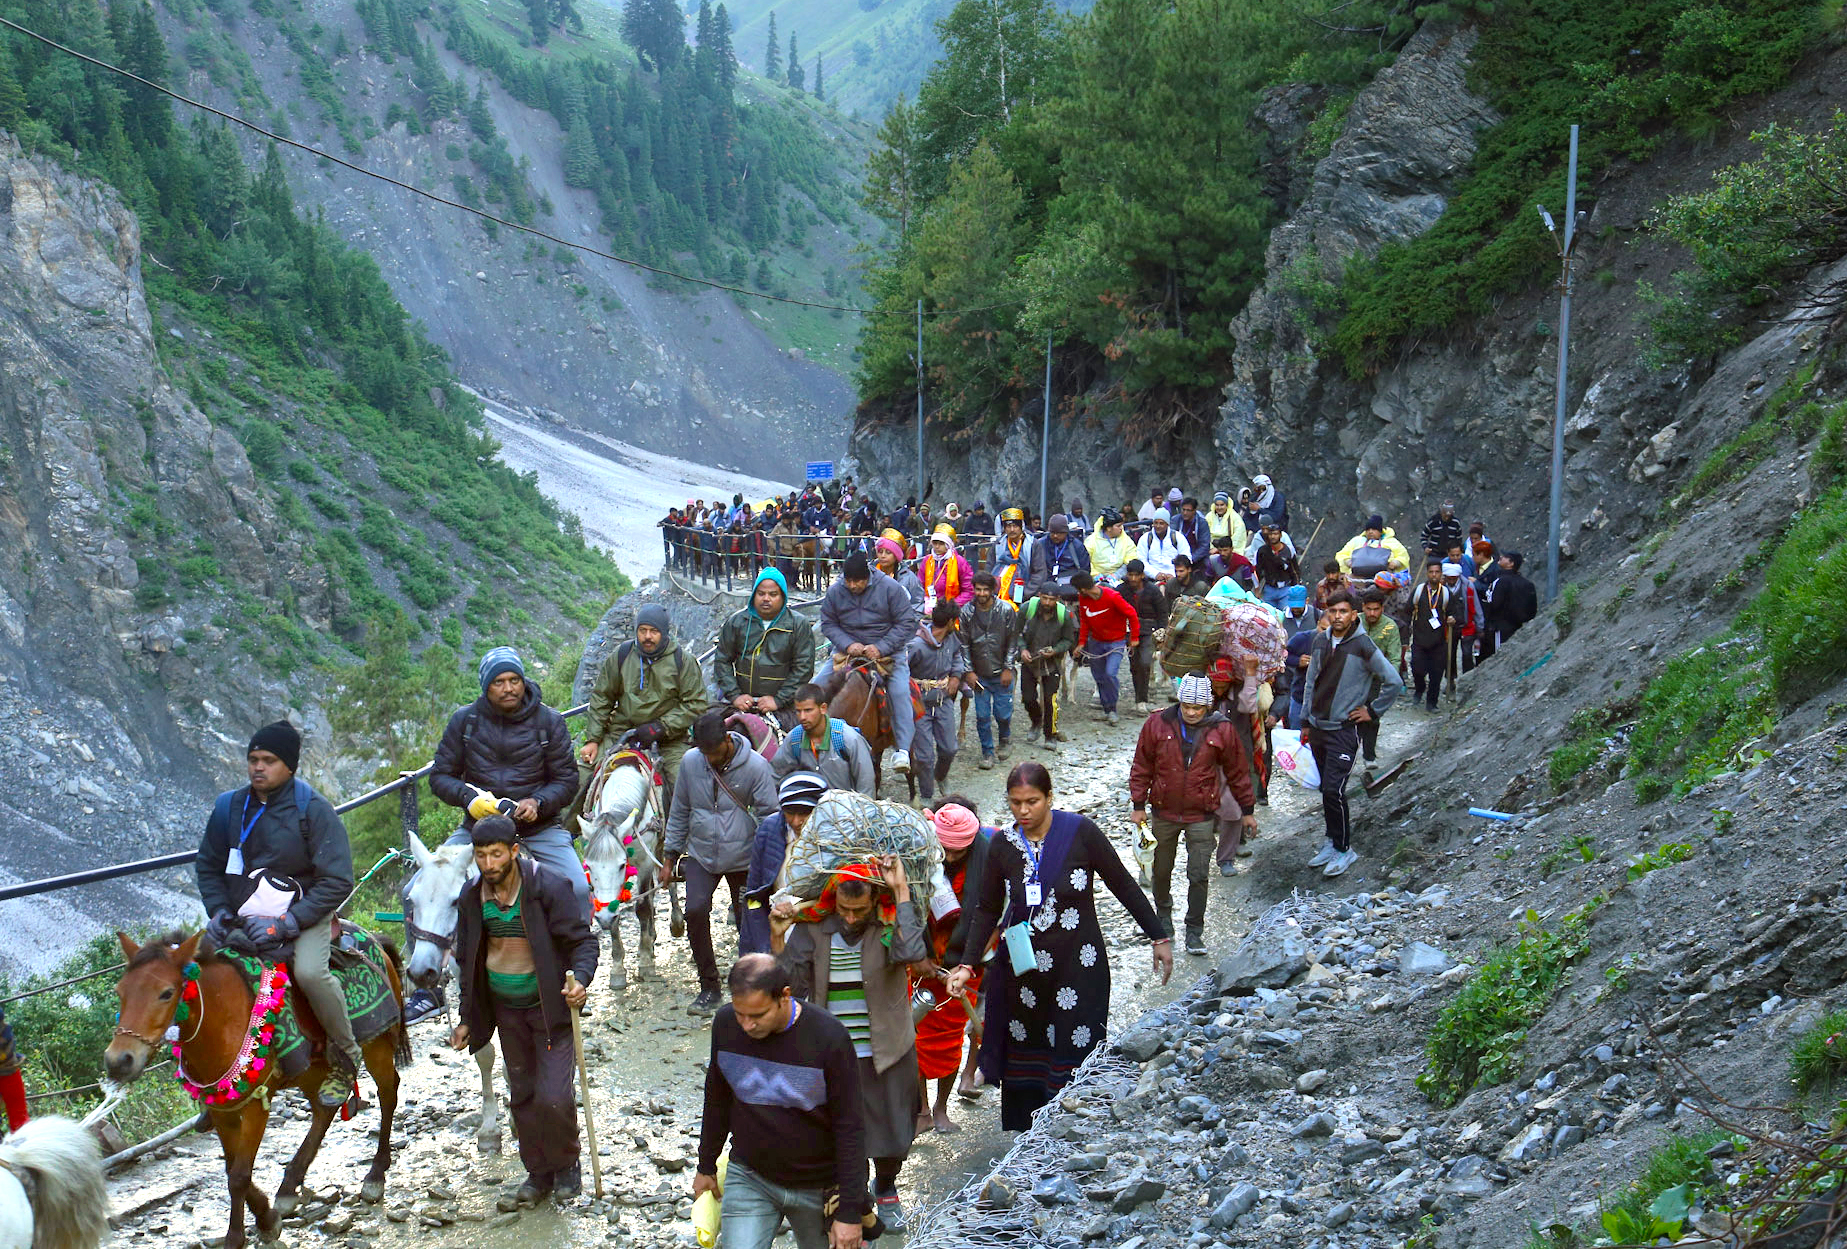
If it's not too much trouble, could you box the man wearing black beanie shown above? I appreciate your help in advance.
[196,720,361,1110]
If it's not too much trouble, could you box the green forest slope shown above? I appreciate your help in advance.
[853,0,1835,437]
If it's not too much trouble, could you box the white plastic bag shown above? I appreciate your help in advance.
[1270,728,1321,790]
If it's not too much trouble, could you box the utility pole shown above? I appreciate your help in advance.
[1038,332,1052,523]
[1538,125,1582,604]
[915,298,924,507]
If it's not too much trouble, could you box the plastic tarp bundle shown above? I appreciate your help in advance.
[774,790,948,904]
[1219,600,1289,680]
[1205,578,1265,612]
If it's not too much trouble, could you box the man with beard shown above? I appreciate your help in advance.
[716,568,815,731]
[450,815,597,1205]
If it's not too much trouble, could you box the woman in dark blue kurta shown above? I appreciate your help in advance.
[947,763,1172,1130]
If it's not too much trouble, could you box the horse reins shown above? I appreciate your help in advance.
[115,972,207,1050]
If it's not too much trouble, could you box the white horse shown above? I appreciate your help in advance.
[580,749,682,990]
[399,840,504,1155]
[0,1116,109,1249]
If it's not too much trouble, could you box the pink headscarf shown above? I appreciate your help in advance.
[931,804,979,851]
[875,536,907,565]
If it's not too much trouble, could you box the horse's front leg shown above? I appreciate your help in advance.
[474,1043,501,1155]
[609,911,630,988]
[274,1083,337,1216]
[362,1030,401,1201]
[636,888,655,980]
[215,1101,278,1249]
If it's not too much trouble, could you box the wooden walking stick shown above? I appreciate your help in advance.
[564,972,604,1198]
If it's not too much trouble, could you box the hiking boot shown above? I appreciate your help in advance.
[1135,701,1151,714]
[875,1190,908,1233]
[688,987,722,1015]
[1219,861,1236,878]
[551,1163,582,1200]
[402,986,444,1025]
[978,753,995,770]
[893,751,913,775]
[1041,737,1061,751]
[511,1173,552,1207]
[1106,711,1119,726]
[1323,849,1358,878]
[1186,936,1208,956]
[1049,730,1069,743]
[317,1047,359,1111]
[997,735,1012,760]
[1308,839,1337,868]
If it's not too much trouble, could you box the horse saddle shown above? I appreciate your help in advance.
[217,931,401,1080]
[870,681,926,731]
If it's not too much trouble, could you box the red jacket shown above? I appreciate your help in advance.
[1127,707,1255,824]
[1076,585,1140,648]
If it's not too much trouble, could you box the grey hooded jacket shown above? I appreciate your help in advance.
[819,570,916,658]
[665,731,782,874]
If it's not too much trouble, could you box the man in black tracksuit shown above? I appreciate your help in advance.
[1408,559,1465,711]
[1480,550,1539,661]
[1122,559,1170,713]
[1302,591,1403,878]
[450,816,598,1204]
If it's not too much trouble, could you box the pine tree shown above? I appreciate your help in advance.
[0,54,24,133]
[467,83,497,140]
[786,33,803,91]
[713,4,737,94]
[812,52,823,101]
[763,12,781,82]
[526,0,550,43]
[694,0,717,87]
[119,2,173,149]
[564,110,599,188]
[863,92,918,239]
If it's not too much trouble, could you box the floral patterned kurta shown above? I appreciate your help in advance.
[958,810,1164,1124]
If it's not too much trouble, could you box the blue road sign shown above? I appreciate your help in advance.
[805,461,835,482]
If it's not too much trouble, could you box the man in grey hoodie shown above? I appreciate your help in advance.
[818,552,918,776]
[667,711,782,1014]
[905,602,970,804]
[1300,590,1403,879]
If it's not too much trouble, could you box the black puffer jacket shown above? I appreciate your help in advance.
[430,681,579,833]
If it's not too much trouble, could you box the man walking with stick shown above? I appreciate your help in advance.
[449,815,599,1206]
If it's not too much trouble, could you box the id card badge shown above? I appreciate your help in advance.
[1024,883,1043,907]
[1004,921,1036,975]
[225,847,244,876]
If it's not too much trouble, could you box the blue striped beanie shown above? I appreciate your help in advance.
[478,646,525,691]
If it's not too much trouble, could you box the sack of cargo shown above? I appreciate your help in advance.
[1219,602,1289,681]
[1160,595,1221,679]
[772,790,948,905]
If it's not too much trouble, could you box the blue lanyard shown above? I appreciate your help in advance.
[1019,830,1044,884]
[237,794,267,849]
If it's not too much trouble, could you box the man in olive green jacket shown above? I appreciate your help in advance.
[714,568,815,731]
[579,605,707,806]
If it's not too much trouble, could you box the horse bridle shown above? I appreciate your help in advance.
[400,889,455,958]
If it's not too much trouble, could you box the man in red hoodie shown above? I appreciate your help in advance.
[1072,571,1139,726]
[1128,673,1256,956]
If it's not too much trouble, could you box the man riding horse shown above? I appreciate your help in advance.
[580,605,706,798]
[818,552,917,778]
[431,647,587,921]
[195,720,358,1111]
[715,568,814,733]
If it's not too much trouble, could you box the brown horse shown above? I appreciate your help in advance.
[825,659,916,802]
[774,531,822,592]
[105,931,408,1249]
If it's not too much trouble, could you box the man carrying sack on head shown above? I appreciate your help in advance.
[196,720,359,1111]
[770,858,927,1233]
[450,815,598,1206]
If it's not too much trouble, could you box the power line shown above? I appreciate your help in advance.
[0,14,1028,319]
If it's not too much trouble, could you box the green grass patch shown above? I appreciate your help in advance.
[1609,1130,1726,1228]
[1675,363,1815,505]
[1549,705,1625,792]
[1627,637,1774,798]
[1791,1009,1847,1102]
[1625,841,1695,881]
[1537,832,1597,877]
[1418,902,1597,1106]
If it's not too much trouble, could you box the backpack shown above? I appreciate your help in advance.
[1349,540,1392,580]
[789,720,848,760]
[213,778,317,848]
[1160,596,1221,679]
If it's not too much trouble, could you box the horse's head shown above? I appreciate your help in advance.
[401,837,476,988]
[583,758,658,932]
[106,930,203,1082]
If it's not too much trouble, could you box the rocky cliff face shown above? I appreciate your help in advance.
[847,25,1847,573]
[0,135,303,969]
